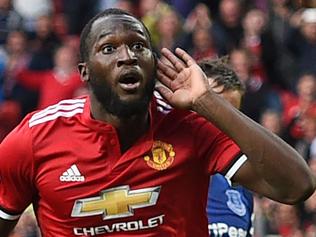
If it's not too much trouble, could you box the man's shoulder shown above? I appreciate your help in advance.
[28,97,87,129]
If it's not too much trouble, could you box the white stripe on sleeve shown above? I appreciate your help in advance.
[0,209,20,220]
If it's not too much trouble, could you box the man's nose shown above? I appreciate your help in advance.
[117,45,137,66]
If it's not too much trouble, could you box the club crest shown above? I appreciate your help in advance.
[144,141,175,170]
[225,189,246,216]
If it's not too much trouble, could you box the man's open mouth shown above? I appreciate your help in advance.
[118,73,141,91]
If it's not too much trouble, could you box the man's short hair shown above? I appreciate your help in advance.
[198,57,245,93]
[79,8,153,62]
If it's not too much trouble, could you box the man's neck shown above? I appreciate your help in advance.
[90,95,150,153]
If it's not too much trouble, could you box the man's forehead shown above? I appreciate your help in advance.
[92,14,146,34]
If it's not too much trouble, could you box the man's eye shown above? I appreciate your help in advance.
[102,45,115,54]
[132,42,144,51]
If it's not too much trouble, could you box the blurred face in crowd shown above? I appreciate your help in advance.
[230,49,251,82]
[243,9,266,35]
[157,9,180,39]
[260,110,282,135]
[6,31,26,54]
[301,22,316,43]
[192,28,213,50]
[139,0,159,16]
[54,46,77,71]
[36,15,53,38]
[81,14,156,117]
[0,0,10,10]
[219,0,242,27]
[301,114,316,142]
[276,204,300,226]
[296,74,316,100]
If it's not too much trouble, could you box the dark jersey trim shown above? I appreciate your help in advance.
[220,151,245,176]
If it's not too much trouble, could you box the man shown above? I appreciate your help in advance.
[199,59,254,236]
[0,8,315,237]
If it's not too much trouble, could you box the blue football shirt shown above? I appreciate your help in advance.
[207,174,254,237]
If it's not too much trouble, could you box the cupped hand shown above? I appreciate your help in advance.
[156,48,209,110]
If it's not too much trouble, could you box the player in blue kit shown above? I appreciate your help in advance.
[199,59,254,237]
[208,174,254,237]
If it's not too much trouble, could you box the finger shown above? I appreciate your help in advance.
[175,48,196,67]
[157,59,178,80]
[160,48,186,72]
[155,85,173,103]
[160,55,174,68]
[157,69,173,91]
[158,68,188,93]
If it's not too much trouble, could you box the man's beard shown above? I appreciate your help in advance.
[89,73,156,118]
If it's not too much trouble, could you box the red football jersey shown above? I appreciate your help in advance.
[0,95,244,237]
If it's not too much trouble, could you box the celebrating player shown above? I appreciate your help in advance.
[0,8,315,237]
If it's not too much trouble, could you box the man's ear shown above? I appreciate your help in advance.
[78,62,89,82]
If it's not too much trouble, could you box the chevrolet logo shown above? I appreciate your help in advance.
[71,185,161,220]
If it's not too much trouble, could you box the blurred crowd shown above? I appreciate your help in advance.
[0,0,315,236]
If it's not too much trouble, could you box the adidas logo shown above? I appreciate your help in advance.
[60,164,85,182]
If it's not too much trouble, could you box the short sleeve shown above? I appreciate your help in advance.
[0,116,35,220]
[193,116,244,176]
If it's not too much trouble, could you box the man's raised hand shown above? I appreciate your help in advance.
[156,48,209,110]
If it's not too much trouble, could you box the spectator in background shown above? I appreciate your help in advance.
[177,3,215,60]
[293,106,316,161]
[255,198,305,236]
[155,7,183,51]
[211,0,244,55]
[260,109,284,136]
[241,8,283,89]
[286,8,316,78]
[27,14,61,70]
[0,30,32,141]
[0,0,23,45]
[230,48,282,122]
[267,0,298,90]
[12,0,52,33]
[183,3,212,33]
[140,0,174,49]
[190,27,218,61]
[138,0,161,18]
[274,203,304,237]
[281,73,316,146]
[16,44,85,109]
[0,30,35,116]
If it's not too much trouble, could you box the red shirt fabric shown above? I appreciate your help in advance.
[0,95,243,237]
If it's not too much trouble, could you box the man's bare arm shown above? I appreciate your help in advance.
[193,91,315,203]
